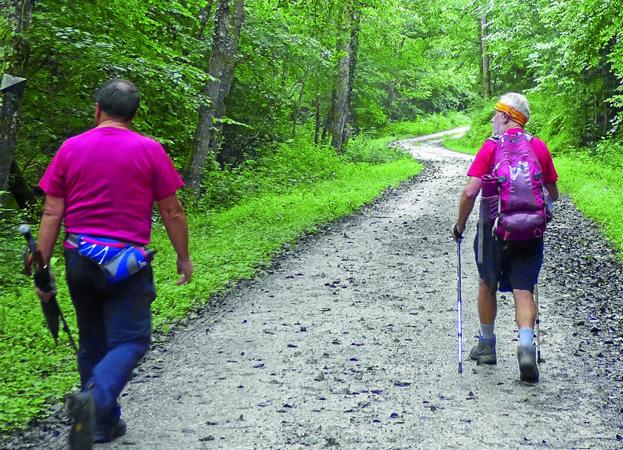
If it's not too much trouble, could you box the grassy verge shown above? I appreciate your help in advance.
[442,137,478,156]
[1,112,469,432]
[554,155,623,253]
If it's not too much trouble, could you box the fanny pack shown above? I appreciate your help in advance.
[66,234,155,284]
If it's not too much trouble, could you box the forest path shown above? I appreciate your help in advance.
[26,133,623,449]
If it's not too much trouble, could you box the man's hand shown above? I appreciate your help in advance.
[452,223,465,242]
[35,270,57,302]
[176,258,193,285]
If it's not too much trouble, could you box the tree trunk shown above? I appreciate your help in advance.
[186,0,245,191]
[330,27,351,150]
[386,82,395,120]
[313,91,321,145]
[9,159,35,208]
[321,88,336,145]
[345,10,359,138]
[0,92,20,198]
[196,0,215,39]
[212,0,244,165]
[291,67,310,139]
[0,0,34,205]
[330,7,358,152]
[480,3,492,98]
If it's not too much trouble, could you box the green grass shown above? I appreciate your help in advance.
[442,136,478,155]
[3,113,469,432]
[554,154,623,254]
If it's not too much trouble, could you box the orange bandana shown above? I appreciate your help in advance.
[495,102,528,127]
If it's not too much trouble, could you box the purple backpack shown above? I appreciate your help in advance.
[484,132,549,241]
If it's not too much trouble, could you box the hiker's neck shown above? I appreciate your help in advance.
[503,121,523,133]
[95,108,132,130]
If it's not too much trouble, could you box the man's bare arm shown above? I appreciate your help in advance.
[455,176,482,234]
[158,193,192,284]
[38,196,64,264]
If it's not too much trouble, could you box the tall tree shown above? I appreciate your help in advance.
[187,0,245,191]
[330,5,358,152]
[0,0,34,204]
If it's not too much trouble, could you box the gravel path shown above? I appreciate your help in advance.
[5,134,623,449]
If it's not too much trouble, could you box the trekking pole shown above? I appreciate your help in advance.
[456,237,464,374]
[18,225,78,353]
[535,284,541,363]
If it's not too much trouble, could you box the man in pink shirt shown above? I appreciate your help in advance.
[452,93,558,383]
[37,79,192,449]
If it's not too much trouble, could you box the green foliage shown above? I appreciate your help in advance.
[10,0,208,185]
[0,211,77,432]
[484,0,623,146]
[197,140,343,210]
[355,0,478,127]
[7,0,481,185]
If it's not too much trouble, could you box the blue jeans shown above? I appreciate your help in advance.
[64,248,155,426]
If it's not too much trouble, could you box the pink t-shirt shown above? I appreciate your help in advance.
[467,128,558,183]
[39,127,184,245]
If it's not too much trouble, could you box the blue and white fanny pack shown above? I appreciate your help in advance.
[66,234,155,284]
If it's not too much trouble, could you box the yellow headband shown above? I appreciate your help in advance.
[495,102,528,127]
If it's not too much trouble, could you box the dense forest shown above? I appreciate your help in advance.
[2,0,622,205]
[1,0,622,433]
[1,0,477,205]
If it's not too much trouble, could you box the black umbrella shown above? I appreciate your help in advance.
[19,224,77,352]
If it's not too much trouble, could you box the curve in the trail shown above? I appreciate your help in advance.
[6,131,622,450]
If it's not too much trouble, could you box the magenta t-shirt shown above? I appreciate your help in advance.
[39,127,184,245]
[467,128,558,183]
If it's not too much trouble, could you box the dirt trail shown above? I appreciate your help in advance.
[8,133,623,449]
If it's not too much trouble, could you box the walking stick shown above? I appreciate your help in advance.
[456,237,464,374]
[535,284,541,363]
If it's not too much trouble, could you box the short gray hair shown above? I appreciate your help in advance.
[95,79,140,121]
[498,92,530,122]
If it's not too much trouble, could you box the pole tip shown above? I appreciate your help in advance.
[17,224,31,235]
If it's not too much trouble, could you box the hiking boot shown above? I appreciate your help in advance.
[469,337,497,364]
[67,390,95,450]
[94,418,127,443]
[517,345,539,383]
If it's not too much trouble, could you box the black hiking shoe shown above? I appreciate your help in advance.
[67,390,95,450]
[469,336,497,364]
[94,418,127,443]
[517,345,539,383]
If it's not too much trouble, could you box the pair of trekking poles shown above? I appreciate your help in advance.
[455,237,541,374]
